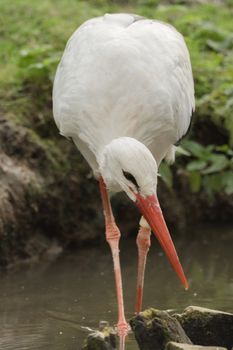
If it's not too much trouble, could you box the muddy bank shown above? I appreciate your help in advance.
[0,113,102,267]
[0,113,232,267]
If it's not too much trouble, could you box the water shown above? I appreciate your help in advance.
[0,225,232,349]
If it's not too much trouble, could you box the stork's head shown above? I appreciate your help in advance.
[99,137,188,289]
[99,137,158,200]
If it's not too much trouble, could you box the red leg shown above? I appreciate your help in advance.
[99,177,129,338]
[135,216,151,314]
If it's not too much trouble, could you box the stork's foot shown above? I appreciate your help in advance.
[116,321,130,350]
[116,321,130,337]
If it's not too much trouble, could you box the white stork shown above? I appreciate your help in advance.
[53,13,195,341]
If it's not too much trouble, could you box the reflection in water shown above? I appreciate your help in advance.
[0,225,232,349]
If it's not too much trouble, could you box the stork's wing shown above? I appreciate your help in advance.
[53,13,195,168]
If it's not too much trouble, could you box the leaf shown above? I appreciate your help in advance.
[216,144,233,156]
[159,162,173,189]
[206,39,225,53]
[189,171,201,193]
[215,144,229,153]
[222,171,233,195]
[181,140,206,158]
[175,145,191,157]
[202,174,223,198]
[186,160,207,171]
[202,154,229,174]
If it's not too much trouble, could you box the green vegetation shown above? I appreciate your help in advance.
[160,141,233,197]
[1,0,232,197]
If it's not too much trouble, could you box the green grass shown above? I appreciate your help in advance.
[0,0,233,196]
[1,0,233,130]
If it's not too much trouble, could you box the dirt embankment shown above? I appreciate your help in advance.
[0,113,232,267]
[0,113,103,267]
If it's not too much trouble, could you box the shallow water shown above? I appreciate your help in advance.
[0,225,232,350]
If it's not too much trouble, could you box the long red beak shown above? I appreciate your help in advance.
[135,193,188,289]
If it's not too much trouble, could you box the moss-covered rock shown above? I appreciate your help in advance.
[130,307,233,350]
[130,308,192,350]
[173,306,233,350]
[166,342,227,350]
[81,324,117,350]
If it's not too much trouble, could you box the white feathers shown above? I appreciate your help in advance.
[53,13,195,188]
[165,145,177,164]
[98,137,158,200]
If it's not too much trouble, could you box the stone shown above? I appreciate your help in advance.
[130,308,192,350]
[166,341,227,350]
[81,323,117,350]
[173,306,233,350]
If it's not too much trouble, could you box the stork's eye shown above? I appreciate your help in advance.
[122,170,139,189]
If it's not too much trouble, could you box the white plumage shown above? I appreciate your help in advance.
[53,15,193,334]
[53,13,195,181]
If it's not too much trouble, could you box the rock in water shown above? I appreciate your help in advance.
[166,342,227,350]
[173,306,233,350]
[130,308,192,350]
[81,323,117,350]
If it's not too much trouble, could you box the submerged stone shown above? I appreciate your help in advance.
[130,308,192,350]
[173,306,233,350]
[166,341,227,350]
[81,323,117,350]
